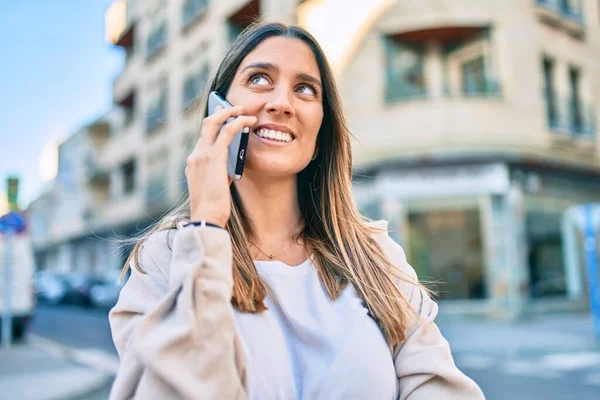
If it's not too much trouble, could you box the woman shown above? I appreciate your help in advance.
[109,22,484,400]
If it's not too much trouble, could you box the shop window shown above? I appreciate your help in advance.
[408,209,486,300]
[526,212,567,298]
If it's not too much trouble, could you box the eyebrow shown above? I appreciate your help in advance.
[240,62,322,89]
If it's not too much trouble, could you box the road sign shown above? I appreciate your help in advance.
[584,205,600,341]
[0,212,26,235]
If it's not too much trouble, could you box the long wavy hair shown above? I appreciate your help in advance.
[121,22,421,345]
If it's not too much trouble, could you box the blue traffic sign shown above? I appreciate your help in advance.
[0,212,26,235]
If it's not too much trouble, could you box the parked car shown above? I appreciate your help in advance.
[90,270,124,309]
[33,270,68,305]
[63,273,104,307]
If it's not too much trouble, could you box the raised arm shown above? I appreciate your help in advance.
[109,226,247,400]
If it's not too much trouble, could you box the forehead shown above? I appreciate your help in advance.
[238,36,321,78]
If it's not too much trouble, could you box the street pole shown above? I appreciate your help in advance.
[584,204,600,342]
[1,231,13,349]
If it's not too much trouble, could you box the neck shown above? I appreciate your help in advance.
[234,171,304,249]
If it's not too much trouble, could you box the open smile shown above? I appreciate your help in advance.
[252,124,296,145]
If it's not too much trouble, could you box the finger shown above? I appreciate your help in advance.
[214,115,257,150]
[198,105,247,147]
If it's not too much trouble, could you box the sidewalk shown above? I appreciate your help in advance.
[0,339,114,400]
[437,312,600,357]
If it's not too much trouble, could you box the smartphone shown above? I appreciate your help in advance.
[207,91,250,181]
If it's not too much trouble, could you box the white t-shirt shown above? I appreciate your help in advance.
[234,256,397,400]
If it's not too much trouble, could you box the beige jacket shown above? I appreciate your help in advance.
[109,222,485,400]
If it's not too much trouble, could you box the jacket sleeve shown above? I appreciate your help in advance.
[371,222,485,400]
[108,225,247,400]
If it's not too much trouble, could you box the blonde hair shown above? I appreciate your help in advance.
[121,22,425,345]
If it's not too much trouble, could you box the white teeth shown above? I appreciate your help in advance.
[255,128,293,143]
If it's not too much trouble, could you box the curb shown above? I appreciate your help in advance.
[28,334,119,399]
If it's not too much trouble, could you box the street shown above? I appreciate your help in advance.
[30,304,116,355]
[22,304,600,399]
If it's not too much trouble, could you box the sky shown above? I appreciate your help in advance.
[0,1,122,208]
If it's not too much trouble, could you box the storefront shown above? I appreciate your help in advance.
[353,162,600,318]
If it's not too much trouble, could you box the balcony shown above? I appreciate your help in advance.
[182,0,208,32]
[385,26,501,103]
[100,191,144,229]
[228,0,260,42]
[87,117,111,147]
[84,153,109,186]
[535,0,585,38]
[115,22,136,52]
[113,52,142,107]
[115,90,136,127]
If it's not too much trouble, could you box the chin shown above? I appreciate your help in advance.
[245,154,308,178]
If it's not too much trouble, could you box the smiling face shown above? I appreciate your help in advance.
[226,36,324,178]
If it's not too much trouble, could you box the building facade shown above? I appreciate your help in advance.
[343,0,600,317]
[29,0,600,318]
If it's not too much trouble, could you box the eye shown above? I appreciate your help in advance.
[296,83,318,96]
[248,73,270,87]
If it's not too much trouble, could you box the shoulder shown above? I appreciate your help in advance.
[134,228,178,282]
[366,220,417,282]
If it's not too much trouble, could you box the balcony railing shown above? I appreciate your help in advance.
[182,0,208,30]
[545,95,596,139]
[462,78,502,98]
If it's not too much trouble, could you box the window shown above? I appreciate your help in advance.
[543,57,559,129]
[182,63,210,111]
[462,56,486,95]
[182,0,208,30]
[560,0,583,21]
[146,21,167,60]
[146,80,168,133]
[526,212,567,298]
[122,159,136,195]
[384,37,426,101]
[568,66,583,134]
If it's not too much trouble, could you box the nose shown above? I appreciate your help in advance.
[265,87,295,118]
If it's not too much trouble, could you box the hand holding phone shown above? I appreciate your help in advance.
[207,91,251,181]
[185,93,256,227]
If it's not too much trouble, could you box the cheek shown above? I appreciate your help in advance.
[225,89,262,114]
[301,106,323,142]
